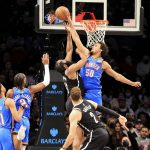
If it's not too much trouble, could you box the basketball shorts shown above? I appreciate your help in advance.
[0,128,15,150]
[81,127,109,150]
[84,90,102,105]
[13,116,30,143]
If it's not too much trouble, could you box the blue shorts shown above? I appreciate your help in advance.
[0,128,15,150]
[13,117,30,143]
[84,90,102,105]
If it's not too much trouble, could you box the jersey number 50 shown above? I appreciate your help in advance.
[85,69,94,77]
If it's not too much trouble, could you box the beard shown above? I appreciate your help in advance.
[90,51,94,55]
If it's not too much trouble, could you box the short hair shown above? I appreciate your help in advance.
[55,60,73,74]
[55,61,66,74]
[98,41,109,57]
[14,73,26,89]
[70,87,81,101]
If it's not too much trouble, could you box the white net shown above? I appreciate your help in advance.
[81,20,108,48]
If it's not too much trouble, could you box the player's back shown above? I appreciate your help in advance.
[73,100,101,135]
[12,87,32,118]
[80,56,103,91]
[0,98,15,150]
[63,73,84,97]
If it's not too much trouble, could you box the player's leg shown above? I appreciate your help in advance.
[12,133,22,150]
[72,126,84,150]
[81,128,109,150]
[13,119,24,150]
[21,117,30,150]
[13,117,29,150]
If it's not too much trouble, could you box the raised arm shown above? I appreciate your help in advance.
[65,16,90,57]
[66,49,87,76]
[102,61,141,87]
[87,100,127,127]
[64,31,73,62]
[29,53,50,94]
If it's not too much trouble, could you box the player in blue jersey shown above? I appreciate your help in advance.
[65,16,141,105]
[0,83,24,150]
[6,53,50,150]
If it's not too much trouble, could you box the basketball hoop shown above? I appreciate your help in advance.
[80,20,108,48]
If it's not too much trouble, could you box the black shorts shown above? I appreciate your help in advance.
[81,127,109,150]
[65,97,73,116]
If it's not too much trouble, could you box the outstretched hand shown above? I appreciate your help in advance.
[42,53,49,65]
[64,16,75,32]
[132,81,141,88]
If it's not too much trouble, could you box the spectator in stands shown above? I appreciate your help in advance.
[136,126,150,150]
[134,119,144,138]
[118,97,134,117]
[135,96,150,118]
[136,55,150,79]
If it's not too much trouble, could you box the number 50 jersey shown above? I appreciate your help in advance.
[80,56,103,91]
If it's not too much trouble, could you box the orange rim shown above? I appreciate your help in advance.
[81,20,109,25]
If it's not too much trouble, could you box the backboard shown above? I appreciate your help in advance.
[35,0,144,35]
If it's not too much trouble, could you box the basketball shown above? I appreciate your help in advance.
[55,6,70,21]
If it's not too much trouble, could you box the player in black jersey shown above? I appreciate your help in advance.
[55,31,87,114]
[60,87,127,150]
[55,31,87,150]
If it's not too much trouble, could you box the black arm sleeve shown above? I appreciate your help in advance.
[96,105,120,118]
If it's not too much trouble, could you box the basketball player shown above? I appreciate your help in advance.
[6,53,50,150]
[0,83,24,150]
[55,31,87,150]
[55,31,87,114]
[65,16,141,105]
[60,87,127,150]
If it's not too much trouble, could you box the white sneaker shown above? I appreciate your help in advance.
[17,125,26,141]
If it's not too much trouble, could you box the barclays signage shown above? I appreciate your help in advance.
[46,106,63,116]
[40,128,66,144]
[46,84,63,95]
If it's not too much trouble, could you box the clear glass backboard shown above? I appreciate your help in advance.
[35,0,144,35]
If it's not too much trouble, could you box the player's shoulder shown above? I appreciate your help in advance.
[6,89,14,97]
[5,97,14,107]
[102,60,111,70]
[70,108,82,121]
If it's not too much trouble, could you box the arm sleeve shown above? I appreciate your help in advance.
[96,105,120,118]
[42,64,50,86]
